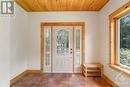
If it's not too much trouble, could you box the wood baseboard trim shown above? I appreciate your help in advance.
[10,70,27,86]
[10,70,42,86]
[26,70,42,74]
[102,74,119,87]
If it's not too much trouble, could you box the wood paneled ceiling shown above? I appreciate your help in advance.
[15,0,109,12]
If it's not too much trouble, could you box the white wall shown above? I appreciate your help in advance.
[2,1,130,86]
[0,17,10,87]
[10,4,29,79]
[28,12,100,69]
[99,0,130,87]
[0,3,29,86]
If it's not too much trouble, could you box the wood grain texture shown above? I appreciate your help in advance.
[11,73,113,87]
[10,70,41,86]
[83,63,103,77]
[10,71,27,86]
[15,0,109,12]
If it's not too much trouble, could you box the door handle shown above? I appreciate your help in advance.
[70,52,73,54]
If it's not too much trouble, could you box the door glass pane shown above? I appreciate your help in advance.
[76,30,80,50]
[76,30,81,65]
[74,26,82,66]
[56,29,69,56]
[44,27,51,66]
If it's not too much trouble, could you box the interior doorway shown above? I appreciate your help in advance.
[41,22,85,73]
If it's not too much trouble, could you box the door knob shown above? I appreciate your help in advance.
[70,52,73,54]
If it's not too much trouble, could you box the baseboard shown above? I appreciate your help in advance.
[26,70,42,74]
[10,70,42,86]
[10,70,27,86]
[102,74,119,87]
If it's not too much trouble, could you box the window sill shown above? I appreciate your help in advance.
[109,64,130,77]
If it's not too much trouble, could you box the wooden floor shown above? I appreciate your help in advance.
[11,73,112,87]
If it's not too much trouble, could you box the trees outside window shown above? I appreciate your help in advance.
[119,14,130,67]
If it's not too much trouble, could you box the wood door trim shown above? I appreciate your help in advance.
[40,22,85,73]
[41,22,85,26]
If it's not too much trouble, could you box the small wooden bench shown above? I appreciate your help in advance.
[83,63,103,77]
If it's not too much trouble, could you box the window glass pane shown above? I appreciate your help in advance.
[56,29,69,56]
[119,13,130,67]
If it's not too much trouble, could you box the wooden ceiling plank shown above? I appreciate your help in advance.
[15,0,109,12]
[81,0,92,11]
[79,0,86,11]
[98,0,110,11]
[15,0,32,11]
